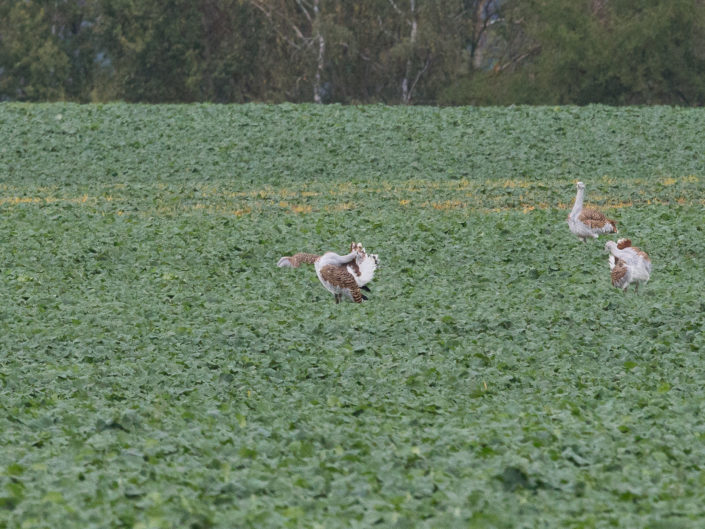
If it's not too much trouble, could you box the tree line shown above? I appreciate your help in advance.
[1,0,704,105]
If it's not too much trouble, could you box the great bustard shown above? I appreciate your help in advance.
[605,239,652,293]
[278,242,379,303]
[568,182,617,242]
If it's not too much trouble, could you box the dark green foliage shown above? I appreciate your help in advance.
[449,0,705,106]
[3,1,705,104]
[92,0,205,102]
[90,0,272,103]
[0,1,94,101]
[1,104,705,527]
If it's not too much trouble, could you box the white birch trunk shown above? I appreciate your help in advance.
[472,0,491,69]
[401,0,417,104]
[313,0,325,104]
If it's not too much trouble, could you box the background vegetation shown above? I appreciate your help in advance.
[1,0,705,105]
[1,103,704,527]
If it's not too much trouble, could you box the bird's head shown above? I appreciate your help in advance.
[604,240,617,253]
[617,238,631,249]
[576,181,585,190]
[351,242,365,258]
[353,242,379,267]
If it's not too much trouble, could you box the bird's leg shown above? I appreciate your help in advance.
[634,282,639,294]
[335,294,340,304]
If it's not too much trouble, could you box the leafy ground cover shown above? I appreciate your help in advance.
[1,103,704,528]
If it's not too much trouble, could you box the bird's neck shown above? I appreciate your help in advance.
[321,251,357,266]
[570,188,584,218]
[608,246,630,260]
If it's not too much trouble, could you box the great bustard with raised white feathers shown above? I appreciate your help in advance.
[278,242,379,303]
[605,238,652,293]
[567,182,618,242]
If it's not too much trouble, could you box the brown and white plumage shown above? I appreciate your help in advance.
[609,257,632,291]
[567,182,617,242]
[277,242,379,303]
[616,238,651,264]
[346,242,379,289]
[318,263,365,303]
[314,248,367,304]
[277,253,319,268]
[605,239,652,293]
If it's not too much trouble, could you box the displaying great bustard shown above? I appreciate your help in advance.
[568,182,617,242]
[278,242,379,303]
[605,238,652,293]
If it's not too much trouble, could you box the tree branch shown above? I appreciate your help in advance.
[387,0,404,17]
[296,0,313,24]
[407,53,431,102]
[495,46,541,72]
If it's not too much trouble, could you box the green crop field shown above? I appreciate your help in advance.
[1,103,704,528]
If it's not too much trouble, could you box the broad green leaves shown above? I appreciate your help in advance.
[1,104,704,528]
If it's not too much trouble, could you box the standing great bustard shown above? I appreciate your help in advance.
[277,242,379,303]
[567,182,618,242]
[605,239,652,293]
